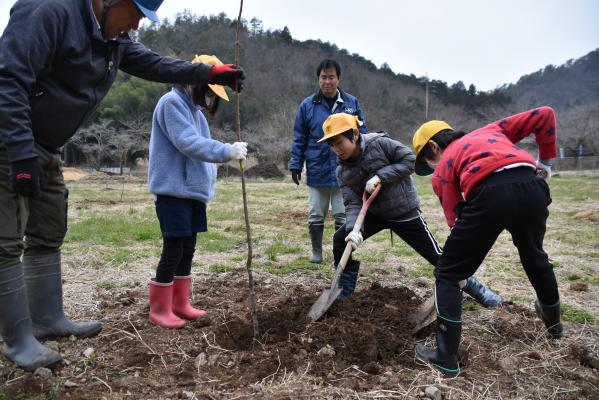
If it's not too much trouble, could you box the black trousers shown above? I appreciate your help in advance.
[333,211,443,267]
[435,167,559,321]
[155,233,197,283]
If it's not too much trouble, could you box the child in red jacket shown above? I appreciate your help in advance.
[411,106,561,376]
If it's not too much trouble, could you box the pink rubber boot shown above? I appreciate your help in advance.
[172,276,207,320]
[149,279,186,328]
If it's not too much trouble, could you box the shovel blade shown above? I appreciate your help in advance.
[308,287,343,321]
[410,294,437,335]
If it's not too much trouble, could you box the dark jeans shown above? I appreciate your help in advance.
[435,167,559,321]
[333,211,443,267]
[155,233,197,283]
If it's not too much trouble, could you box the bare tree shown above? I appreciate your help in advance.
[559,104,599,156]
[69,118,151,171]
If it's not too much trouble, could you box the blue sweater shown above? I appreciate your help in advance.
[148,87,231,203]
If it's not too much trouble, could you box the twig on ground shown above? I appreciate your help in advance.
[93,375,113,393]
[126,311,166,368]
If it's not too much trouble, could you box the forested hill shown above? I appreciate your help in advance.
[506,49,599,111]
[94,12,599,162]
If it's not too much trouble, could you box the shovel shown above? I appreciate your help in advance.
[410,292,436,334]
[411,277,476,334]
[308,186,381,321]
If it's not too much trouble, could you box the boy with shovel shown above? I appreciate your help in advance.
[319,113,501,307]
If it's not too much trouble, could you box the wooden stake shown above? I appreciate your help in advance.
[234,0,259,339]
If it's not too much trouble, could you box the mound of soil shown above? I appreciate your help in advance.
[78,171,112,182]
[217,164,241,178]
[2,273,598,399]
[63,167,88,181]
[244,162,285,179]
[574,210,599,222]
[78,171,145,183]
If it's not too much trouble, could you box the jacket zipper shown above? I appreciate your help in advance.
[75,46,113,129]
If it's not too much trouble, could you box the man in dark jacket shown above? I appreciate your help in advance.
[288,59,366,263]
[0,0,245,371]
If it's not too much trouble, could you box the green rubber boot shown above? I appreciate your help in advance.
[0,262,61,371]
[23,253,102,339]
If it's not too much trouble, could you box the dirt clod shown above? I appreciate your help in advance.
[570,282,588,291]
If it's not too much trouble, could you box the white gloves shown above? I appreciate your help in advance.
[365,175,381,193]
[229,142,248,161]
[345,231,363,250]
[536,159,552,180]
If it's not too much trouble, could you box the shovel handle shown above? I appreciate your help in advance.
[352,185,381,233]
[329,186,382,296]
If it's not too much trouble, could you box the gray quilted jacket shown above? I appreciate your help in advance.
[336,132,420,231]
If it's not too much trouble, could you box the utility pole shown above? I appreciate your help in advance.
[425,74,429,120]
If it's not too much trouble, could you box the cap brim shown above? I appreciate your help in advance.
[317,131,343,143]
[208,84,229,101]
[414,158,434,176]
[134,1,160,23]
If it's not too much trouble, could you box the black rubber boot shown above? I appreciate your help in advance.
[534,300,563,338]
[309,223,324,264]
[415,316,461,376]
[338,260,360,299]
[0,262,62,371]
[334,220,345,233]
[23,253,102,339]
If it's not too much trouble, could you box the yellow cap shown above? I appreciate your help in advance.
[192,54,229,101]
[411,120,453,175]
[318,113,363,143]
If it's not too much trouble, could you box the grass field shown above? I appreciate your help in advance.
[62,172,599,322]
[1,171,598,399]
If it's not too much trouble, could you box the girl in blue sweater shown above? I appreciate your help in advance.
[147,55,247,328]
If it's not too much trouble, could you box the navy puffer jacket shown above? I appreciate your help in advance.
[288,89,366,187]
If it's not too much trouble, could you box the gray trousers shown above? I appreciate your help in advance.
[307,186,345,225]
[0,144,67,267]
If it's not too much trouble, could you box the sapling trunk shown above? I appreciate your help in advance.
[234,0,259,339]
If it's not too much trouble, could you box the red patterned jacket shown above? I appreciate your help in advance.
[432,106,557,227]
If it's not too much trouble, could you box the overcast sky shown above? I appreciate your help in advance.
[1,0,597,91]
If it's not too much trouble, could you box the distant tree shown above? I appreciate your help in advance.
[467,84,477,97]
[249,17,263,36]
[279,26,292,44]
[68,119,150,170]
[559,104,599,156]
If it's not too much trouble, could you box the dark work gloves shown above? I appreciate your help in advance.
[208,64,245,92]
[290,169,301,185]
[10,157,42,197]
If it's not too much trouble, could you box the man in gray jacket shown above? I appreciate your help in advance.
[0,0,244,371]
[320,113,502,307]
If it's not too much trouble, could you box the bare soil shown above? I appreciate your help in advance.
[1,270,598,399]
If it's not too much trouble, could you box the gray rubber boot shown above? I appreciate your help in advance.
[309,223,324,264]
[462,277,502,308]
[23,253,102,339]
[0,262,62,371]
[535,300,563,338]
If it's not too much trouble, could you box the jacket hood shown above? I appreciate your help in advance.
[339,132,390,167]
